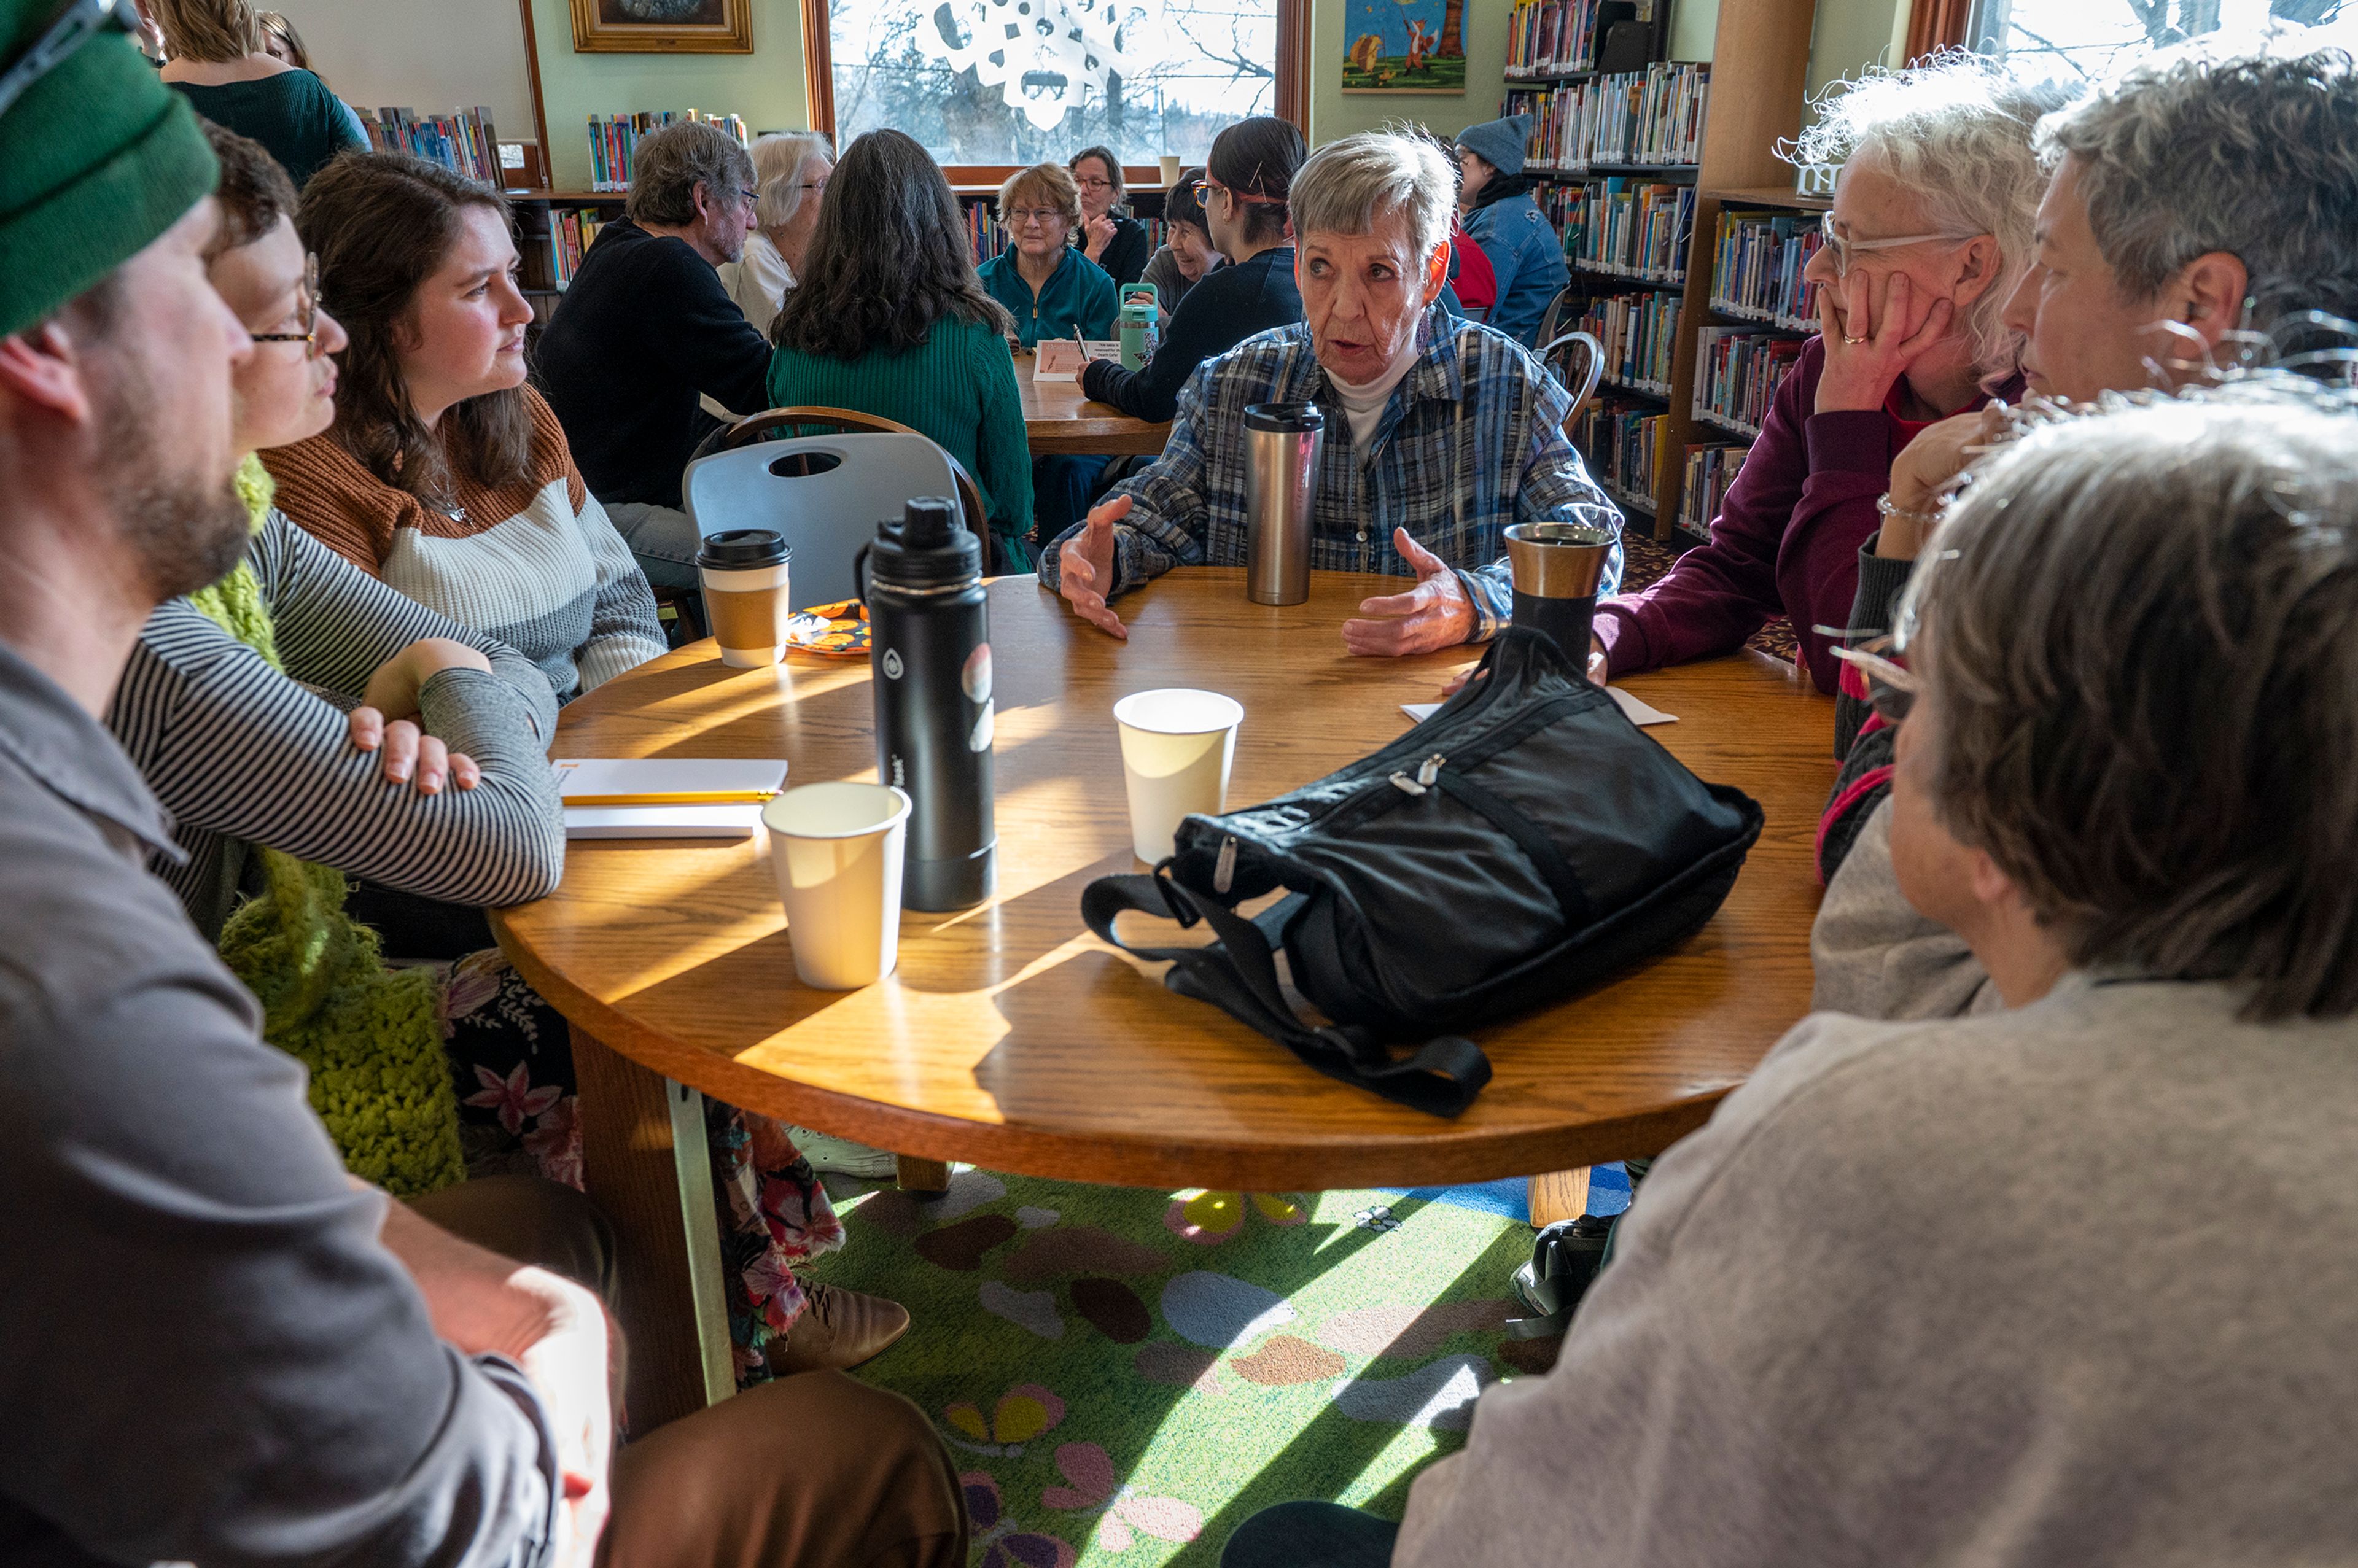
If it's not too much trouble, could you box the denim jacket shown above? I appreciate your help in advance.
[1465,192,1570,349]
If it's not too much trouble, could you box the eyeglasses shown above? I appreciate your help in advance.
[1074,176,1115,192]
[1827,633,1918,726]
[798,177,828,192]
[1008,207,1065,227]
[1818,211,1977,278]
[0,0,136,120]
[249,252,324,357]
[1191,176,1286,207]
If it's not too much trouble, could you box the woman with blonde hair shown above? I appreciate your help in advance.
[977,160,1118,346]
[155,0,364,188]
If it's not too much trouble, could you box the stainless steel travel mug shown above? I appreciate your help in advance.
[1504,521,1616,664]
[1243,402,1324,605]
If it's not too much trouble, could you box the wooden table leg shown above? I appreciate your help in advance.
[571,1029,734,1429]
[1528,1166,1593,1229]
[896,1155,952,1193]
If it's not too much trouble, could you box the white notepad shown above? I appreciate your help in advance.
[554,758,789,840]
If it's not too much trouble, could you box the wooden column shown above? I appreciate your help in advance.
[570,1030,733,1431]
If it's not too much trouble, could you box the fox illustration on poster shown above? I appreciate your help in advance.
[1340,0,1466,93]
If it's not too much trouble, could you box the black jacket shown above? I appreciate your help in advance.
[535,219,772,509]
[1081,246,1302,424]
[1089,214,1153,288]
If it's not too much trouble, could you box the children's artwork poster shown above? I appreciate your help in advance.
[1340,0,1466,93]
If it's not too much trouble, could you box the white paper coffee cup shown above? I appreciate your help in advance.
[1113,688,1242,863]
[761,782,912,989]
[699,559,792,667]
[1158,154,1182,187]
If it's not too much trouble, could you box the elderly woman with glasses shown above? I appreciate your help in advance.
[717,130,833,335]
[1589,59,2066,695]
[978,160,1120,347]
[1069,144,1151,287]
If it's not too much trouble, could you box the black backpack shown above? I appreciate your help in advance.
[1081,627,1765,1116]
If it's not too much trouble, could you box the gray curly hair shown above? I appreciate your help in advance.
[626,121,756,229]
[1897,375,2358,1020]
[750,131,831,232]
[2034,44,2358,332]
[1790,55,2074,386]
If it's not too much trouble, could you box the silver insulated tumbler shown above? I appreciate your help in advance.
[1243,402,1325,605]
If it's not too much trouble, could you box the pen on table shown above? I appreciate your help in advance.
[562,790,780,807]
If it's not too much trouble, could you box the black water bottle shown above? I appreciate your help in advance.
[860,498,996,910]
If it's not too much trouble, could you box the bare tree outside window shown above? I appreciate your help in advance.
[830,0,1278,166]
[1970,0,2354,81]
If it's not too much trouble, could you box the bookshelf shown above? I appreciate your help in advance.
[1507,0,1822,541]
[505,185,1172,297]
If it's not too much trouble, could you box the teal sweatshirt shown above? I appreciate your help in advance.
[766,315,1037,566]
[978,246,1119,347]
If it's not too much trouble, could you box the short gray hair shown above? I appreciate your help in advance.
[2034,45,2358,331]
[751,131,831,231]
[1289,127,1457,268]
[1791,55,2074,385]
[1899,376,2358,1020]
[626,122,756,228]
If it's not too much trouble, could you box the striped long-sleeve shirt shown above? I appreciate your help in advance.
[109,510,566,942]
[261,386,668,703]
[1037,308,1623,640]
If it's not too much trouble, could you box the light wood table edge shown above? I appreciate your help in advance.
[488,916,1736,1189]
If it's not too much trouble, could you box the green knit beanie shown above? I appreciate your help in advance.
[201,457,465,1197]
[0,0,219,339]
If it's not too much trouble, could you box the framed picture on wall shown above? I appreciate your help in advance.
[1340,0,1465,93]
[567,0,752,53]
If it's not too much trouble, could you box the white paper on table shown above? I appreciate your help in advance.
[1031,339,1123,381]
[553,757,788,840]
[1401,686,1676,727]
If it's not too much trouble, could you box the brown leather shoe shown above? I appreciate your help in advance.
[765,1281,911,1375]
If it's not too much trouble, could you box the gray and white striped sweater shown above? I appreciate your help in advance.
[109,511,567,942]
[262,386,668,705]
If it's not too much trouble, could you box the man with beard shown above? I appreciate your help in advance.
[0,6,967,1566]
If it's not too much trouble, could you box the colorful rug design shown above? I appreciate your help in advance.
[809,1170,1575,1567]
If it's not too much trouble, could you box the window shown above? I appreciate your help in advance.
[1966,0,2355,83]
[806,0,1307,173]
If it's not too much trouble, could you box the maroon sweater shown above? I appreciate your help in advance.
[1594,336,2023,694]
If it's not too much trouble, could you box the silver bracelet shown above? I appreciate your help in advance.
[1875,492,1942,529]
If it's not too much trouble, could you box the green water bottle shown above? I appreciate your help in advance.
[1118,285,1158,370]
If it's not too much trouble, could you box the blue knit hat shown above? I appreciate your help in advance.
[1455,115,1530,179]
[0,0,217,338]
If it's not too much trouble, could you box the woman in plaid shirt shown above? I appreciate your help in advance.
[1043,128,1621,656]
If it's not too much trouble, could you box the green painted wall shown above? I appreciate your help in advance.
[521,0,1914,187]
[529,0,812,190]
[1309,0,1510,144]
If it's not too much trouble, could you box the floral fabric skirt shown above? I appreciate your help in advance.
[434,947,844,1386]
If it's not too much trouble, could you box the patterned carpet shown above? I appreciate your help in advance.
[814,1168,1630,1567]
[1621,529,1800,666]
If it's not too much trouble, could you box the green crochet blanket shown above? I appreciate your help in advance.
[197,457,465,1197]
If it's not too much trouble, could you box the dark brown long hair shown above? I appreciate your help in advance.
[1209,117,1305,246]
[769,130,1012,362]
[297,152,532,505]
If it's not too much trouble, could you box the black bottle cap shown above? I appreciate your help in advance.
[696,527,790,569]
[1245,402,1325,433]
[870,496,979,588]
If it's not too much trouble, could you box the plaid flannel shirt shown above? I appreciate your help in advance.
[1037,307,1623,640]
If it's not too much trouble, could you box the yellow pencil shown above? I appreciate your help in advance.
[562,790,779,807]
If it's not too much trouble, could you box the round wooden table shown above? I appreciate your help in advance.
[1016,352,1172,454]
[494,570,1832,1421]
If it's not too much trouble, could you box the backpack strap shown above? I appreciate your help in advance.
[1081,869,1493,1117]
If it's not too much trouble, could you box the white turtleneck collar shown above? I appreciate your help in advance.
[1326,320,1426,454]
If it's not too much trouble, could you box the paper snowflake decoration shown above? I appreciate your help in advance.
[916,0,1159,130]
